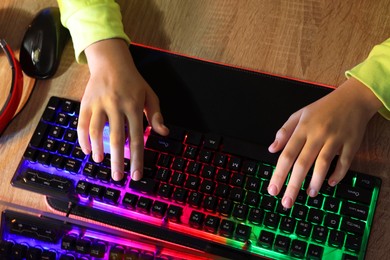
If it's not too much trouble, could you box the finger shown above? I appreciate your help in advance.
[144,88,169,136]
[108,111,125,181]
[308,141,339,197]
[268,131,305,197]
[282,140,321,208]
[127,109,144,181]
[269,110,302,153]
[328,143,356,186]
[77,105,92,155]
[89,109,106,163]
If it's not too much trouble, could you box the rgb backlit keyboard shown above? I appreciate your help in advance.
[12,97,381,260]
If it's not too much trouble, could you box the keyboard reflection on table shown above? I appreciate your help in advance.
[11,96,381,260]
[0,208,214,260]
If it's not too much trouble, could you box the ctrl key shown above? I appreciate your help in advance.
[258,230,275,248]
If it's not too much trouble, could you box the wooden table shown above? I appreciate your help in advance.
[1,0,389,258]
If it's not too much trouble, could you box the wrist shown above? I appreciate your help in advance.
[84,38,136,74]
[338,77,383,117]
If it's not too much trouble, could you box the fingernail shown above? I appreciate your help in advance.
[309,188,317,197]
[329,180,337,187]
[282,196,293,208]
[269,140,278,151]
[131,170,142,181]
[92,153,101,162]
[113,171,124,181]
[268,184,278,196]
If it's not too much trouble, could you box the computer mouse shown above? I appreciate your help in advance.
[20,7,70,79]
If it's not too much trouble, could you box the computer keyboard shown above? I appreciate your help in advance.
[0,209,212,260]
[11,96,381,260]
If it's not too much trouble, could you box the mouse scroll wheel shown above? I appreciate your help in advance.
[31,31,43,65]
[31,48,41,65]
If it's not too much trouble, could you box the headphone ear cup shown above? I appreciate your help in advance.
[0,39,23,134]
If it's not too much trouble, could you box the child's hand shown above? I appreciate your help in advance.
[267,77,382,208]
[78,39,169,181]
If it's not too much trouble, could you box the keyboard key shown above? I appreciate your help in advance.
[90,242,106,258]
[280,216,296,233]
[219,219,235,238]
[341,201,369,220]
[341,217,365,235]
[324,213,341,229]
[23,169,72,193]
[274,235,291,253]
[248,208,264,225]
[61,234,77,250]
[203,134,221,150]
[12,244,28,259]
[188,191,203,207]
[329,230,345,248]
[312,226,328,243]
[30,122,49,147]
[145,135,183,155]
[336,184,372,205]
[103,188,121,204]
[151,200,168,218]
[345,234,362,252]
[137,197,153,213]
[307,244,323,259]
[129,178,159,194]
[189,211,205,229]
[258,230,275,248]
[122,193,138,209]
[173,187,188,203]
[235,224,251,242]
[232,204,248,221]
[290,239,307,258]
[75,238,91,254]
[263,212,280,229]
[296,221,312,238]
[166,205,183,222]
[204,215,220,233]
[89,185,105,200]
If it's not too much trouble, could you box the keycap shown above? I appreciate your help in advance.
[23,169,72,193]
[341,201,369,220]
[129,178,159,194]
[151,200,168,218]
[274,235,291,253]
[258,230,274,248]
[145,135,183,155]
[235,224,251,242]
[290,240,307,258]
[336,184,372,205]
[189,211,205,229]
[204,215,220,233]
[341,217,365,235]
[219,219,235,238]
[166,205,183,222]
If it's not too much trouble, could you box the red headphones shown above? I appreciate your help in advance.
[0,39,24,134]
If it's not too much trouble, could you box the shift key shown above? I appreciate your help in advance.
[335,184,372,205]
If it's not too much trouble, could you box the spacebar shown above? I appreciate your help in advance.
[222,137,279,165]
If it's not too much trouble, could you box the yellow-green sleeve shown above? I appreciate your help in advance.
[57,0,130,63]
[346,38,390,120]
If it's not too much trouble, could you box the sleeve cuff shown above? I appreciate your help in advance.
[58,0,130,63]
[345,39,390,120]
